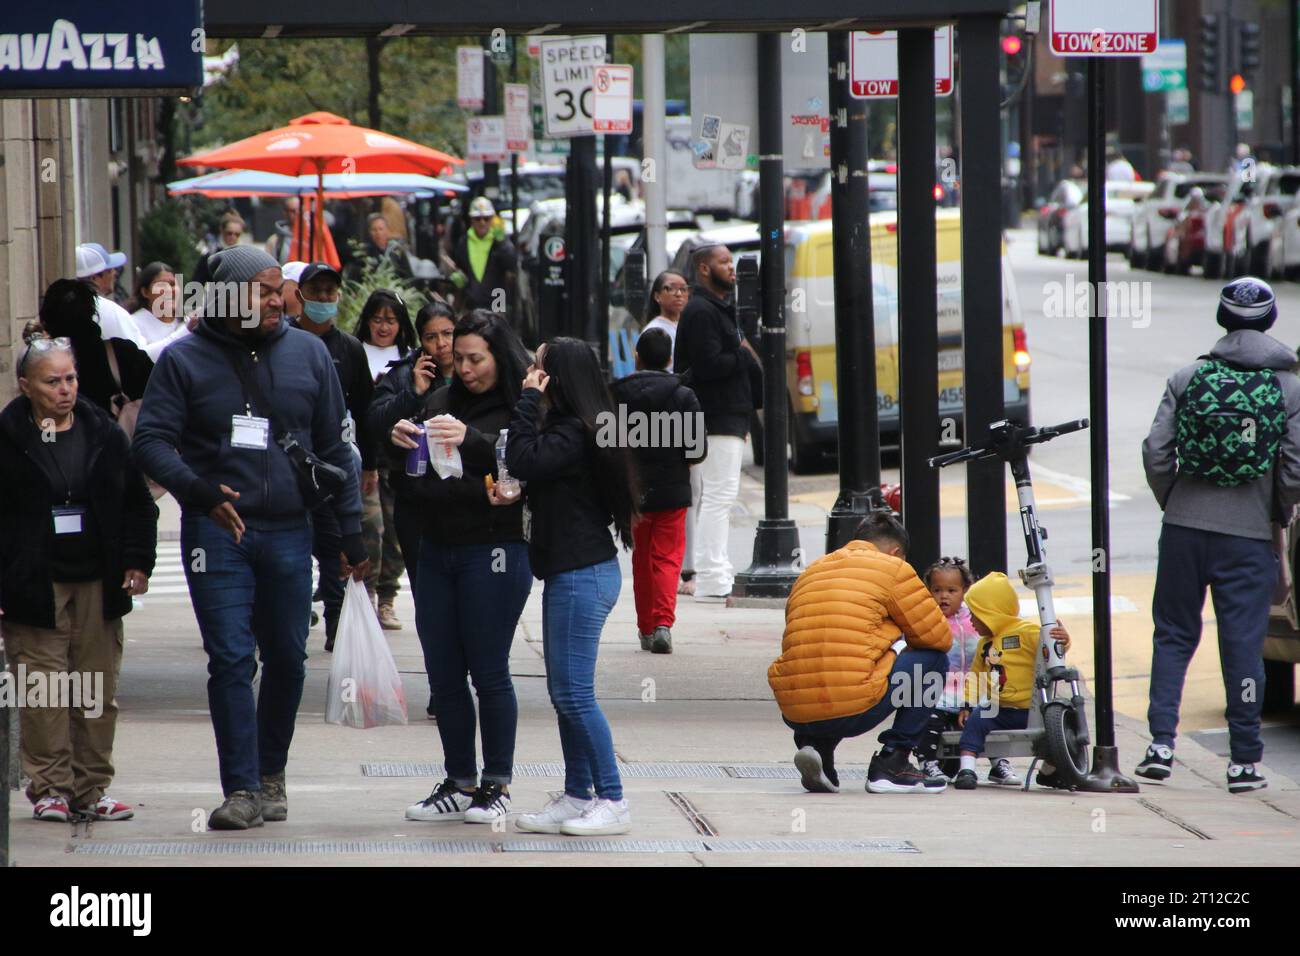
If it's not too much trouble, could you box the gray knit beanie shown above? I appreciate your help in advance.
[210,245,280,285]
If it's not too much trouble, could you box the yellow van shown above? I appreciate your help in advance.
[782,210,1030,471]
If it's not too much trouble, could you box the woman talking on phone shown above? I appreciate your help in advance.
[387,310,533,825]
[506,337,638,836]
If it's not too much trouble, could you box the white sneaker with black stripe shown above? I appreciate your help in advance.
[463,781,511,823]
[1227,763,1267,794]
[1135,744,1174,781]
[405,779,475,821]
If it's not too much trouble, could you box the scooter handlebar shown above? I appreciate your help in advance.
[1026,418,1090,444]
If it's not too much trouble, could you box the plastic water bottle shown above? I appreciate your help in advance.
[495,429,520,501]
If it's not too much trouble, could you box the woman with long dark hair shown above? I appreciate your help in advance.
[391,310,534,824]
[39,278,152,419]
[506,337,638,836]
[354,289,419,630]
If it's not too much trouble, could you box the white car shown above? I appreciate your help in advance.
[1061,181,1154,258]
[1202,171,1257,279]
[1130,172,1228,271]
[1247,166,1300,277]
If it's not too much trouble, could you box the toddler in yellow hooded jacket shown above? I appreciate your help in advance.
[952,573,1071,790]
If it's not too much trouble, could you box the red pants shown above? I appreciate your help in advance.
[631,507,687,634]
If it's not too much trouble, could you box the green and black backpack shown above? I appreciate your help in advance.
[1174,358,1286,486]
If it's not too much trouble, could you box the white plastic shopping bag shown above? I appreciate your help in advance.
[325,578,409,728]
[425,414,464,479]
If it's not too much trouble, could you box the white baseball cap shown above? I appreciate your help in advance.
[469,196,496,219]
[86,242,127,270]
[75,244,111,279]
[281,261,309,284]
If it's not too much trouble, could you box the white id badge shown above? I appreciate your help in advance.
[52,506,85,535]
[231,414,271,450]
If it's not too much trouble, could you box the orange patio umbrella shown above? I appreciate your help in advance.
[180,111,463,263]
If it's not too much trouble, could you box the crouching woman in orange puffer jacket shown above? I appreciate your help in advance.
[767,512,952,795]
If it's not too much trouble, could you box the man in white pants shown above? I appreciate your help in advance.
[673,244,761,602]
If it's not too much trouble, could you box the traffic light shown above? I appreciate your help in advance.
[1239,22,1262,77]
[1199,13,1222,93]
[1001,34,1023,57]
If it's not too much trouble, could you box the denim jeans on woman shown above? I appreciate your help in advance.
[542,557,623,801]
[181,514,314,796]
[414,539,532,786]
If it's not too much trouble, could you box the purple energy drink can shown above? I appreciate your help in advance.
[405,423,428,477]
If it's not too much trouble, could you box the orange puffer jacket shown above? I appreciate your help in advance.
[767,540,952,723]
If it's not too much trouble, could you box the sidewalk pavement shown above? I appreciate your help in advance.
[7,482,1298,866]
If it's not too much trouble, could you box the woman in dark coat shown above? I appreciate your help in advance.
[0,336,157,823]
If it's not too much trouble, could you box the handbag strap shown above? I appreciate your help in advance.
[216,341,290,443]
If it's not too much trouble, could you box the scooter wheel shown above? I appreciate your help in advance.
[1042,701,1090,788]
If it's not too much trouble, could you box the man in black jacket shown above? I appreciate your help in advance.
[672,243,761,602]
[449,197,517,315]
[291,262,378,648]
[132,245,368,831]
[609,328,706,654]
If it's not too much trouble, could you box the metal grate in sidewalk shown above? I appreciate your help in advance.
[72,837,917,857]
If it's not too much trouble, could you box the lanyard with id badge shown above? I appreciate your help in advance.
[38,428,86,537]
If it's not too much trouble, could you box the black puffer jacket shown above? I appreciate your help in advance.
[673,284,760,437]
[506,388,618,580]
[608,370,707,512]
[402,383,525,546]
[0,396,157,628]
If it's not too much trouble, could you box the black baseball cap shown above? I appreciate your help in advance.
[299,262,342,286]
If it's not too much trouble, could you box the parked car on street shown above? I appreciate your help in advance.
[1246,166,1300,277]
[1130,172,1229,271]
[1036,178,1084,256]
[1064,180,1155,258]
[1265,518,1300,714]
[1159,183,1225,274]
[1202,170,1265,280]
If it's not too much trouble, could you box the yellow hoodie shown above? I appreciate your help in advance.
[963,573,1042,709]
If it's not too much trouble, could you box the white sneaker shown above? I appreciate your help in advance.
[559,797,631,836]
[405,779,475,822]
[516,793,594,834]
[463,782,511,824]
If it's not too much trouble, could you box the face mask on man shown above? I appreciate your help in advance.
[301,299,338,324]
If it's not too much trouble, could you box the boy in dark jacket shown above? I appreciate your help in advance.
[609,328,706,654]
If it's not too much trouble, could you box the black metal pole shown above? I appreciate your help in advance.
[599,33,615,372]
[1,640,9,867]
[957,16,1007,576]
[1080,56,1138,793]
[734,31,800,599]
[510,41,520,253]
[482,38,500,199]
[824,30,882,554]
[897,27,941,572]
[564,135,599,343]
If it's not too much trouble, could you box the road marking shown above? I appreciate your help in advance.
[1029,463,1132,503]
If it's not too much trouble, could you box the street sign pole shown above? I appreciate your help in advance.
[733,30,801,599]
[599,35,615,372]
[824,29,884,554]
[1081,54,1139,795]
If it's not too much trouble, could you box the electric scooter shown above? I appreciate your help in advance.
[928,418,1092,790]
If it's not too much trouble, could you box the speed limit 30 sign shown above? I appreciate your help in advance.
[539,35,607,138]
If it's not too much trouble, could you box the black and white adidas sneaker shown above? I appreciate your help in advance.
[464,781,512,823]
[1135,744,1174,781]
[1227,763,1267,794]
[405,778,475,821]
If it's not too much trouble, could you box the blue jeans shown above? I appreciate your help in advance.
[784,648,950,754]
[543,558,623,801]
[1149,523,1275,763]
[958,706,1030,754]
[181,515,313,796]
[414,540,532,786]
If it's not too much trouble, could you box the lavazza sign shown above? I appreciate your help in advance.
[0,19,171,73]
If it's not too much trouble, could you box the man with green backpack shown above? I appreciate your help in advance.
[1141,277,1300,793]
